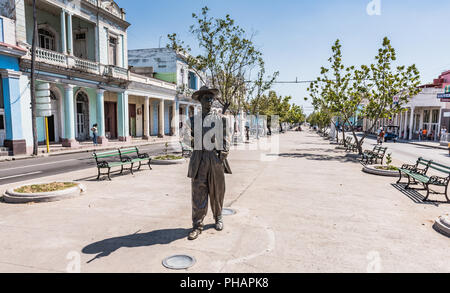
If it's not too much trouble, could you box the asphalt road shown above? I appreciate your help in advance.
[360,135,449,165]
[0,142,182,186]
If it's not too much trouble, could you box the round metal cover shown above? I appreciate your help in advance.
[440,215,450,228]
[222,208,236,216]
[162,255,196,270]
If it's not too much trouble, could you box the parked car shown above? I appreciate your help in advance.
[384,126,399,142]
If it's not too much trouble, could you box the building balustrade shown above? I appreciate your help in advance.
[73,57,100,74]
[35,47,67,66]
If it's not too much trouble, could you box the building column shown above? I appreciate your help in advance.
[1,70,27,155]
[158,99,165,138]
[67,12,73,56]
[172,100,179,136]
[143,97,150,139]
[62,84,78,147]
[409,107,415,140]
[96,89,107,145]
[118,91,131,142]
[60,10,67,54]
[438,108,442,141]
[403,111,408,139]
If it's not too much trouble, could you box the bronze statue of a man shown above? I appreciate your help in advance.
[187,86,232,240]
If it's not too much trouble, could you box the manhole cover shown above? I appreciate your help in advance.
[440,215,450,228]
[222,208,236,216]
[162,255,196,270]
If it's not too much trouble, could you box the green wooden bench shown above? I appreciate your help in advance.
[179,141,193,158]
[397,157,450,202]
[361,145,387,165]
[118,146,152,172]
[338,136,352,146]
[92,149,133,181]
[92,147,151,181]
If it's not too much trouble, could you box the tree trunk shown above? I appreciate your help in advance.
[31,0,38,156]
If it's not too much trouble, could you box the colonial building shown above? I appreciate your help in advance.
[364,71,450,143]
[128,48,203,127]
[0,0,185,155]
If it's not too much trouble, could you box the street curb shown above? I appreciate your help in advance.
[0,139,177,163]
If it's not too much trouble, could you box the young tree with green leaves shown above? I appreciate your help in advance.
[168,6,263,114]
[307,37,420,154]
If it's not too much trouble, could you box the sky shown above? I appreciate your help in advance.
[116,0,450,114]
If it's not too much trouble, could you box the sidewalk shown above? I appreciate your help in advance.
[0,136,179,162]
[0,131,448,273]
[357,132,448,150]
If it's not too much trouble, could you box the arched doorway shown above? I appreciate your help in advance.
[75,91,90,141]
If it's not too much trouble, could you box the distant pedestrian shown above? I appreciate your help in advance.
[422,129,427,141]
[377,127,384,144]
[91,124,98,146]
[419,129,423,141]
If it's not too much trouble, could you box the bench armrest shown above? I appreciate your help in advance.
[429,176,449,186]
[121,156,132,162]
[138,153,149,159]
[97,161,110,168]
[401,164,417,171]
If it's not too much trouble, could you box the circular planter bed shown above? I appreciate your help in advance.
[433,215,450,238]
[362,165,399,177]
[3,182,86,204]
[151,154,186,165]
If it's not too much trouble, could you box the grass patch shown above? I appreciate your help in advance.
[15,182,77,194]
[154,154,184,160]
[375,166,399,171]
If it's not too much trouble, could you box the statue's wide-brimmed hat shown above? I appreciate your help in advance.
[192,86,219,101]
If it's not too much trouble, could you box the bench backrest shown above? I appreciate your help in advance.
[378,147,387,156]
[93,150,120,159]
[118,147,138,157]
[428,161,450,177]
[92,150,121,163]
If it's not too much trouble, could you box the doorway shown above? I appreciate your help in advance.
[129,103,136,137]
[76,91,90,141]
[104,101,117,139]
[74,31,87,59]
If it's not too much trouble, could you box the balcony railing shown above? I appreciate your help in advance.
[73,57,100,74]
[35,48,67,66]
[105,65,129,80]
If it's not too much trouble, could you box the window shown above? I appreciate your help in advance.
[432,109,439,124]
[423,110,430,123]
[0,80,3,109]
[0,18,4,43]
[38,29,55,51]
[188,71,197,90]
[108,36,117,66]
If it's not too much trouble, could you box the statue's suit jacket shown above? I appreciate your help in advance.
[187,113,232,179]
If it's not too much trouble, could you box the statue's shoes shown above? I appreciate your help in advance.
[215,219,224,231]
[188,228,202,240]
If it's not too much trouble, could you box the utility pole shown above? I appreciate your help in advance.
[31,0,38,155]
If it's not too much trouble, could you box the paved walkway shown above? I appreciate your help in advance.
[0,130,448,273]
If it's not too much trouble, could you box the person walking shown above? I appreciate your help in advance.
[422,128,427,141]
[91,124,98,146]
[419,129,423,141]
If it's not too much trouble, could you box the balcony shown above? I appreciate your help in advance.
[105,65,129,80]
[35,47,67,67]
[73,57,100,74]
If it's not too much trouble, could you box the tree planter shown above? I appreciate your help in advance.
[433,215,450,238]
[151,155,186,165]
[3,182,86,204]
[362,165,399,177]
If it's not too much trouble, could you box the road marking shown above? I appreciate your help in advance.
[0,171,43,180]
[0,159,76,172]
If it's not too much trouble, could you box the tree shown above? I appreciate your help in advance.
[168,6,263,114]
[307,37,420,154]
